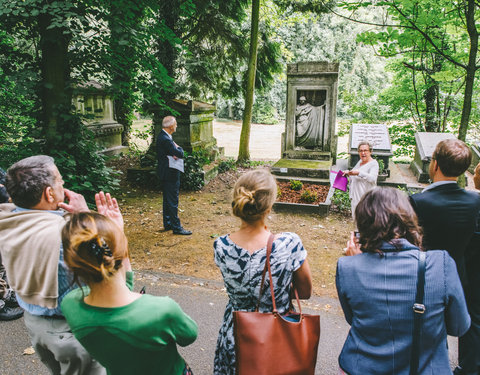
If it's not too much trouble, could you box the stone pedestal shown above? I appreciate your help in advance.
[348,124,393,179]
[73,81,128,156]
[410,132,456,183]
[154,99,221,158]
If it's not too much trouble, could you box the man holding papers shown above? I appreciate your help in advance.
[156,116,192,235]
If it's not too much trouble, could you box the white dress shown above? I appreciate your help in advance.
[349,159,379,219]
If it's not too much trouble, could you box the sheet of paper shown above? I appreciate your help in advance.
[167,156,184,173]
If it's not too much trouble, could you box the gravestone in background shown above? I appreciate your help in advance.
[73,81,127,155]
[348,124,393,174]
[410,132,456,183]
[469,142,480,174]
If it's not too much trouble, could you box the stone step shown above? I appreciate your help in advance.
[271,158,332,179]
[283,150,332,161]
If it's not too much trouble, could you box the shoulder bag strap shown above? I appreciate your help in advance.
[256,233,276,312]
[410,250,426,375]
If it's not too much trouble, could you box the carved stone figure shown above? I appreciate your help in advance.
[295,96,325,148]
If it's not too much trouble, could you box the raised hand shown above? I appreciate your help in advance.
[58,189,89,213]
[95,191,124,230]
[345,231,362,256]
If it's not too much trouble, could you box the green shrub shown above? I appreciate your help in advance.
[300,189,318,203]
[289,179,303,191]
[218,158,237,174]
[180,150,210,191]
[331,190,351,214]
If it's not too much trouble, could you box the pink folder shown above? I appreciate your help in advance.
[332,171,348,192]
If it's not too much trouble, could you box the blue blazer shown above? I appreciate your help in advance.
[156,130,184,182]
[336,240,470,375]
[410,183,480,287]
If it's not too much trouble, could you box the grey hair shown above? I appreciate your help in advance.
[358,141,373,152]
[162,116,176,128]
[6,155,57,208]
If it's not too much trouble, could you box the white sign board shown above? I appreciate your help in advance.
[351,123,391,151]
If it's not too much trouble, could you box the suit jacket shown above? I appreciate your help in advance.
[336,240,470,375]
[409,183,480,286]
[156,130,184,182]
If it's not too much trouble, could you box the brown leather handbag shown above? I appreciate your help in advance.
[233,234,321,375]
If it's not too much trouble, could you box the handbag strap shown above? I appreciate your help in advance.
[410,250,426,375]
[256,234,302,314]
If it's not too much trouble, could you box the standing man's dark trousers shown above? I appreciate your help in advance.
[162,178,181,231]
[459,241,480,375]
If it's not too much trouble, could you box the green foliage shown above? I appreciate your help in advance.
[388,122,417,159]
[289,179,303,191]
[330,189,351,214]
[218,158,237,174]
[252,98,278,124]
[180,150,210,191]
[300,189,317,203]
[375,158,385,173]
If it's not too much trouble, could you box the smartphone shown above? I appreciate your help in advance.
[354,231,360,240]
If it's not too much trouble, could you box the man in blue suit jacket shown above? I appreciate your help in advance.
[410,139,480,375]
[156,116,192,235]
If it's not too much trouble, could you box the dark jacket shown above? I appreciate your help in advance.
[409,183,480,286]
[336,240,470,375]
[156,130,184,181]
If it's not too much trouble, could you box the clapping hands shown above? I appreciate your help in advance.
[95,191,124,231]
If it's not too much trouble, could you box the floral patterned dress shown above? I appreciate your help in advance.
[213,232,307,374]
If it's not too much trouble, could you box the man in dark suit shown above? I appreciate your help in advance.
[410,139,480,375]
[156,116,192,235]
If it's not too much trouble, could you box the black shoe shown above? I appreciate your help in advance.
[164,226,172,231]
[0,305,23,321]
[4,291,19,308]
[173,228,192,235]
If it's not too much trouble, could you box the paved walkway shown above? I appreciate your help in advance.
[0,271,460,375]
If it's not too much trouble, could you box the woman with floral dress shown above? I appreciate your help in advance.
[213,169,313,374]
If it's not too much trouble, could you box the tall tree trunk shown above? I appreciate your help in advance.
[458,0,478,142]
[38,13,71,148]
[237,0,260,162]
[424,82,439,132]
[109,0,142,147]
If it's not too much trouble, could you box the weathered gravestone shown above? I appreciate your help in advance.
[281,61,339,161]
[348,124,393,177]
[410,132,456,183]
[271,62,339,216]
[73,81,128,155]
[469,142,480,174]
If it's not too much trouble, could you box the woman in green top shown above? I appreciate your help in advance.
[60,192,197,375]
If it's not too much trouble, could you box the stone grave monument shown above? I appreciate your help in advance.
[271,62,339,216]
[73,81,127,155]
[469,141,480,173]
[410,132,456,183]
[128,99,223,186]
[272,61,339,183]
[348,123,393,179]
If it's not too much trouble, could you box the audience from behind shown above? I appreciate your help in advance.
[0,155,105,374]
[409,139,480,375]
[213,169,312,374]
[337,187,470,374]
[343,141,379,220]
[61,192,197,375]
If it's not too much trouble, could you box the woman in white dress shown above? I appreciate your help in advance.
[344,141,379,220]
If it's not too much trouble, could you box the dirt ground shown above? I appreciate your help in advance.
[115,158,354,299]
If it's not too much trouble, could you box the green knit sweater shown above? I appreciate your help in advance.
[61,272,198,375]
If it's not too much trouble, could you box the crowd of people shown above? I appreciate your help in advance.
[0,120,479,375]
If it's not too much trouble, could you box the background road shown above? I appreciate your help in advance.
[0,270,459,375]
